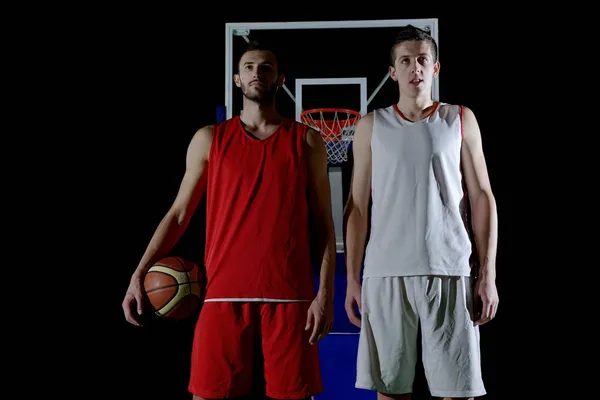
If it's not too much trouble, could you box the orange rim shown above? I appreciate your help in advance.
[300,108,361,142]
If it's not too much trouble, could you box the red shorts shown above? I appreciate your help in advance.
[188,301,323,399]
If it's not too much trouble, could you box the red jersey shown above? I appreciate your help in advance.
[203,116,315,301]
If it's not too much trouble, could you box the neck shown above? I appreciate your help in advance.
[397,93,435,121]
[240,98,280,126]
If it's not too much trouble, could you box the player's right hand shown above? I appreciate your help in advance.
[345,280,362,328]
[122,275,145,326]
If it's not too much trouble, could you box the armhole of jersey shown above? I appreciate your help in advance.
[207,123,218,162]
[298,122,312,190]
[457,104,475,261]
[459,105,465,141]
[371,109,378,140]
[301,121,309,144]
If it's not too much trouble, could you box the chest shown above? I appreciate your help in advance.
[373,118,461,165]
[216,129,305,180]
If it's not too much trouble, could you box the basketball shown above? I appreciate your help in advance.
[143,256,205,320]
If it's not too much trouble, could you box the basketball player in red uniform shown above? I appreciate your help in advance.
[122,41,336,399]
[344,26,499,399]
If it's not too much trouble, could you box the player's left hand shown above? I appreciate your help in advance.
[306,293,334,345]
[474,276,499,326]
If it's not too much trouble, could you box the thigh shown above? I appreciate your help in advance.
[416,276,486,398]
[355,277,420,395]
[259,301,323,400]
[188,302,256,399]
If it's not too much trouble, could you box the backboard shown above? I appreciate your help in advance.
[220,19,439,253]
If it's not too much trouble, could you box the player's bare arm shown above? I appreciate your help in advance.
[122,125,213,326]
[343,113,373,328]
[305,127,336,344]
[460,106,499,325]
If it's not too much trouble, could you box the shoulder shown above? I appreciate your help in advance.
[367,107,396,129]
[201,116,241,141]
[459,105,476,123]
[305,126,324,150]
[201,117,239,145]
[290,117,319,146]
[435,103,480,135]
[355,111,374,137]
[435,102,476,118]
[187,124,214,160]
[191,124,214,143]
[441,103,477,131]
[460,106,481,142]
[358,111,375,124]
[434,102,461,118]
[287,120,323,155]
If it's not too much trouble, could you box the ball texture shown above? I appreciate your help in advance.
[143,256,204,320]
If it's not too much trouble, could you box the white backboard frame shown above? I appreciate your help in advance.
[225,18,439,119]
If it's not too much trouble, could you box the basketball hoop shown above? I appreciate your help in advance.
[300,108,361,164]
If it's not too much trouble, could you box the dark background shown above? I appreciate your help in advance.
[82,9,525,400]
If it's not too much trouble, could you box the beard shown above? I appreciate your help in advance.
[241,81,279,104]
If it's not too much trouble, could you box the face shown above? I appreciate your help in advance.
[234,50,284,104]
[389,40,440,98]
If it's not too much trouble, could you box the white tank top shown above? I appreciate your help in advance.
[363,102,475,278]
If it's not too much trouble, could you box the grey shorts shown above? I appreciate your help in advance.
[355,276,486,398]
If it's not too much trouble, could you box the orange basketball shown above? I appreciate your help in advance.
[143,256,204,320]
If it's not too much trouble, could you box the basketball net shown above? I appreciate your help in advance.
[300,108,361,164]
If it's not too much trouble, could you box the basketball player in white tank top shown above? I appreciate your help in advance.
[344,25,499,400]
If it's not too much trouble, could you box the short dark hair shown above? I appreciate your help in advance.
[389,25,438,66]
[235,40,281,74]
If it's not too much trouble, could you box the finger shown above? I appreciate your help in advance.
[349,310,361,328]
[309,317,322,344]
[325,320,333,334]
[356,296,362,314]
[123,300,141,326]
[474,301,485,325]
[305,310,314,331]
[320,321,332,338]
[123,305,132,324]
[487,302,497,322]
[475,301,492,325]
[486,302,494,320]
[480,301,490,321]
[136,293,144,315]
[317,325,331,342]
[345,303,361,328]
[487,299,496,318]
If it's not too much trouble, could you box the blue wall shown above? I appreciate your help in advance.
[316,334,375,400]
[313,254,375,399]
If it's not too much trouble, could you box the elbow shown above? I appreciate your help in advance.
[344,202,368,225]
[168,207,189,227]
[343,202,354,224]
[176,213,188,226]
[470,188,497,217]
[479,188,496,207]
